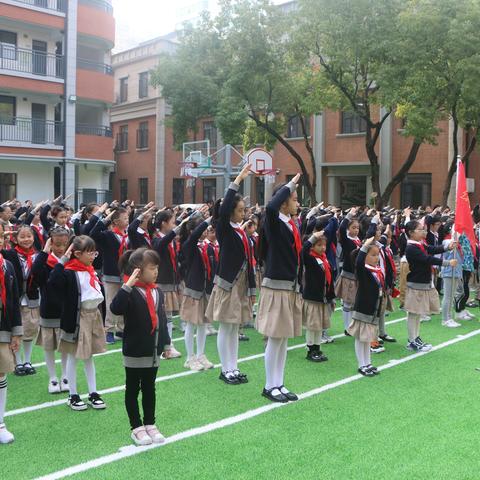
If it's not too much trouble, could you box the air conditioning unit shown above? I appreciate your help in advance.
[467,178,475,193]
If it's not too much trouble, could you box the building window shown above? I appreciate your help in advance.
[0,95,16,124]
[119,77,128,103]
[139,72,149,99]
[338,176,367,209]
[202,178,216,203]
[139,178,148,205]
[286,174,309,206]
[341,111,367,134]
[0,173,16,203]
[255,176,265,206]
[116,125,128,151]
[54,167,61,198]
[172,178,185,205]
[286,115,310,138]
[203,121,217,150]
[136,121,149,149]
[0,30,17,61]
[401,173,432,208]
[119,179,128,202]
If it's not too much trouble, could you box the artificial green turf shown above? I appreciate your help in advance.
[3,307,480,479]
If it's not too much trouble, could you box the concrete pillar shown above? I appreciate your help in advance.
[313,112,326,202]
[379,106,393,197]
[155,98,166,206]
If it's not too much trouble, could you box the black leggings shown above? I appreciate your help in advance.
[125,366,158,430]
[455,270,471,313]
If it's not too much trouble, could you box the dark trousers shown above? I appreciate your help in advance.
[455,270,471,313]
[125,366,158,430]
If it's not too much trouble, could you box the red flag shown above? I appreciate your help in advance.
[455,158,476,255]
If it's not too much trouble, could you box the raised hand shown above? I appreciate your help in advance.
[43,237,52,254]
[125,268,141,287]
[234,163,252,185]
[291,173,301,185]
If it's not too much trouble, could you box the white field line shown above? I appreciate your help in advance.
[7,317,407,418]
[34,326,480,480]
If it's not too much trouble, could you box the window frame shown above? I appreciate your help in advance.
[340,111,367,135]
[0,173,17,204]
[136,121,149,149]
[286,115,310,139]
[138,71,149,99]
[119,77,128,103]
[0,95,16,125]
[172,178,185,205]
[138,177,148,205]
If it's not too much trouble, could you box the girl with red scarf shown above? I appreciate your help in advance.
[49,235,106,411]
[301,232,334,363]
[3,225,40,376]
[178,208,214,372]
[203,225,219,336]
[111,248,170,446]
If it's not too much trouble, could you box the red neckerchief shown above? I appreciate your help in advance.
[31,225,44,248]
[288,219,302,262]
[142,231,151,246]
[385,247,397,278]
[331,242,337,257]
[15,246,35,272]
[309,250,332,286]
[112,227,128,258]
[199,242,212,280]
[365,264,385,289]
[65,259,101,292]
[211,242,219,262]
[123,275,157,334]
[0,254,7,315]
[168,242,177,273]
[46,253,59,269]
[234,228,254,270]
[249,237,257,269]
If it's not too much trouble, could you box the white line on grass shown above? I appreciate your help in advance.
[6,317,407,418]
[34,326,480,480]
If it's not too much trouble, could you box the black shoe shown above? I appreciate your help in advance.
[232,369,249,384]
[67,394,87,411]
[23,362,36,375]
[467,301,479,308]
[88,392,106,409]
[279,385,298,401]
[262,387,289,403]
[379,334,397,343]
[306,347,328,362]
[219,371,240,385]
[377,337,384,345]
[344,330,351,337]
[238,333,250,342]
[14,364,26,376]
[114,332,123,340]
[358,366,375,377]
[366,364,380,375]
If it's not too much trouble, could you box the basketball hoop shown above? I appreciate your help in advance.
[257,168,276,185]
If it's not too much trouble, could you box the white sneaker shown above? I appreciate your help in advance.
[197,354,214,369]
[48,379,61,394]
[464,310,476,320]
[145,425,165,444]
[456,311,469,320]
[420,315,431,322]
[0,423,14,444]
[442,319,461,328]
[183,356,204,371]
[320,333,334,344]
[60,378,69,393]
[131,426,152,446]
[162,346,182,359]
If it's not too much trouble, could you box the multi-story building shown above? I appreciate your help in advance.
[0,0,115,206]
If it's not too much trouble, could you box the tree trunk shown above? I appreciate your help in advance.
[250,115,317,204]
[441,113,459,206]
[364,128,382,208]
[299,114,317,207]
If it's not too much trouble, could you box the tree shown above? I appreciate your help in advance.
[152,0,323,204]
[294,0,446,208]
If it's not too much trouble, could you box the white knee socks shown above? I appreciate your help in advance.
[217,323,239,373]
[407,312,420,342]
[0,376,6,423]
[66,354,77,395]
[196,325,207,356]
[306,330,322,346]
[61,352,68,380]
[354,339,371,368]
[44,350,57,381]
[23,340,33,364]
[343,303,353,330]
[184,323,195,358]
[264,337,288,390]
[166,313,173,341]
[83,357,97,394]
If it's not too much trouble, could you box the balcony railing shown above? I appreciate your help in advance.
[0,117,64,146]
[79,0,113,14]
[76,124,113,137]
[76,189,112,206]
[77,58,113,75]
[9,0,67,13]
[0,44,64,78]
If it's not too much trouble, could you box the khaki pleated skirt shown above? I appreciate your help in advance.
[334,275,358,305]
[36,326,61,351]
[59,309,106,360]
[181,294,208,325]
[206,269,253,325]
[0,343,15,373]
[302,300,332,331]
[347,320,379,342]
[21,306,40,342]
[256,287,303,339]
[404,287,440,316]
[163,291,179,314]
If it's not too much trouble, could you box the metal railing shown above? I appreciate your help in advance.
[76,189,112,206]
[77,58,113,75]
[0,44,64,78]
[79,0,113,14]
[0,117,64,145]
[76,124,113,137]
[9,0,67,12]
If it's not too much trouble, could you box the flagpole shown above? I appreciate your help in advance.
[450,156,461,318]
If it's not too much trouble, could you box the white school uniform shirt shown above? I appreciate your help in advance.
[278,212,293,231]
[230,221,245,241]
[78,271,104,309]
[136,287,159,308]
[18,252,38,307]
